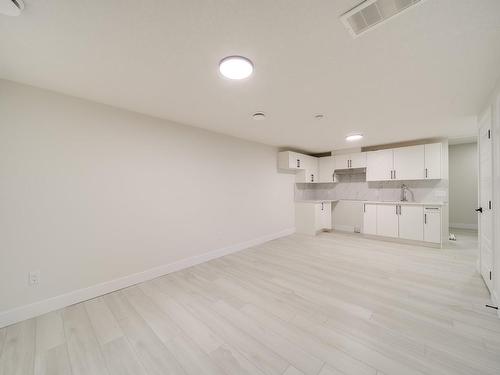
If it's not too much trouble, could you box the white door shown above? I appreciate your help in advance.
[399,205,424,241]
[319,156,335,183]
[478,109,493,291]
[366,149,394,181]
[376,204,399,238]
[363,203,377,235]
[335,154,350,170]
[424,208,441,244]
[424,143,442,179]
[350,152,367,168]
[393,145,425,180]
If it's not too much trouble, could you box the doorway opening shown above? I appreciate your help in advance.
[448,139,479,252]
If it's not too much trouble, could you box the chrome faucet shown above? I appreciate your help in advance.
[401,184,409,202]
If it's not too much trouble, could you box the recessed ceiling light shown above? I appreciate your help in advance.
[219,56,254,80]
[252,112,266,120]
[346,133,363,141]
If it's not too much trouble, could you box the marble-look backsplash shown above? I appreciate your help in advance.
[295,171,448,202]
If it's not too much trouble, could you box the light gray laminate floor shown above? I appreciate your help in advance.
[1,229,499,375]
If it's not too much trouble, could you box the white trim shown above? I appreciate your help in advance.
[450,223,478,230]
[333,224,356,233]
[0,227,295,328]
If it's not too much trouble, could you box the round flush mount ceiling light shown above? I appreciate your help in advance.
[252,112,266,120]
[314,114,325,120]
[346,133,363,141]
[219,56,254,80]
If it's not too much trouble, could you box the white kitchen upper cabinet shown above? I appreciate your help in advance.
[366,149,394,181]
[424,206,441,243]
[350,152,367,168]
[295,155,318,183]
[295,169,318,183]
[376,204,399,238]
[319,156,335,183]
[278,151,304,170]
[363,203,377,235]
[424,143,442,179]
[393,145,425,181]
[398,205,424,241]
[334,152,366,170]
[334,154,350,170]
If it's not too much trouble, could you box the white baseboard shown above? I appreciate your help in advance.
[0,227,295,328]
[333,224,355,233]
[450,223,478,230]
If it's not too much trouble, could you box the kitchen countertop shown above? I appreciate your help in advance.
[362,200,444,206]
[295,200,339,203]
[295,199,444,206]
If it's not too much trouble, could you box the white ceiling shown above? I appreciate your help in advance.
[1,0,500,152]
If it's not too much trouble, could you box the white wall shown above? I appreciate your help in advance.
[0,80,295,326]
[449,143,478,229]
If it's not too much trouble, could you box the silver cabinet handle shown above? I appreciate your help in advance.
[297,159,300,168]
[390,170,393,179]
[394,170,396,179]
[363,204,366,213]
[425,168,428,178]
[424,213,427,224]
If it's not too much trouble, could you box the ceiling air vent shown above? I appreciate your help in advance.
[0,0,24,16]
[341,0,425,38]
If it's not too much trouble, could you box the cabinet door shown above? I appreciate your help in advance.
[350,152,367,169]
[278,151,304,170]
[424,209,441,243]
[296,169,317,183]
[334,154,350,170]
[321,202,332,230]
[315,202,331,231]
[376,204,399,238]
[398,205,424,241]
[366,150,394,181]
[319,156,335,182]
[309,170,317,183]
[393,145,425,180]
[305,156,319,183]
[424,143,442,179]
[363,203,377,235]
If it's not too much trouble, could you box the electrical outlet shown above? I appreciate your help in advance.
[28,270,40,286]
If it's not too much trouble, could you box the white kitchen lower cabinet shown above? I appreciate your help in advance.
[399,205,424,241]
[424,206,441,243]
[376,204,399,238]
[362,202,442,246]
[362,203,377,235]
[317,202,332,231]
[295,202,331,235]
